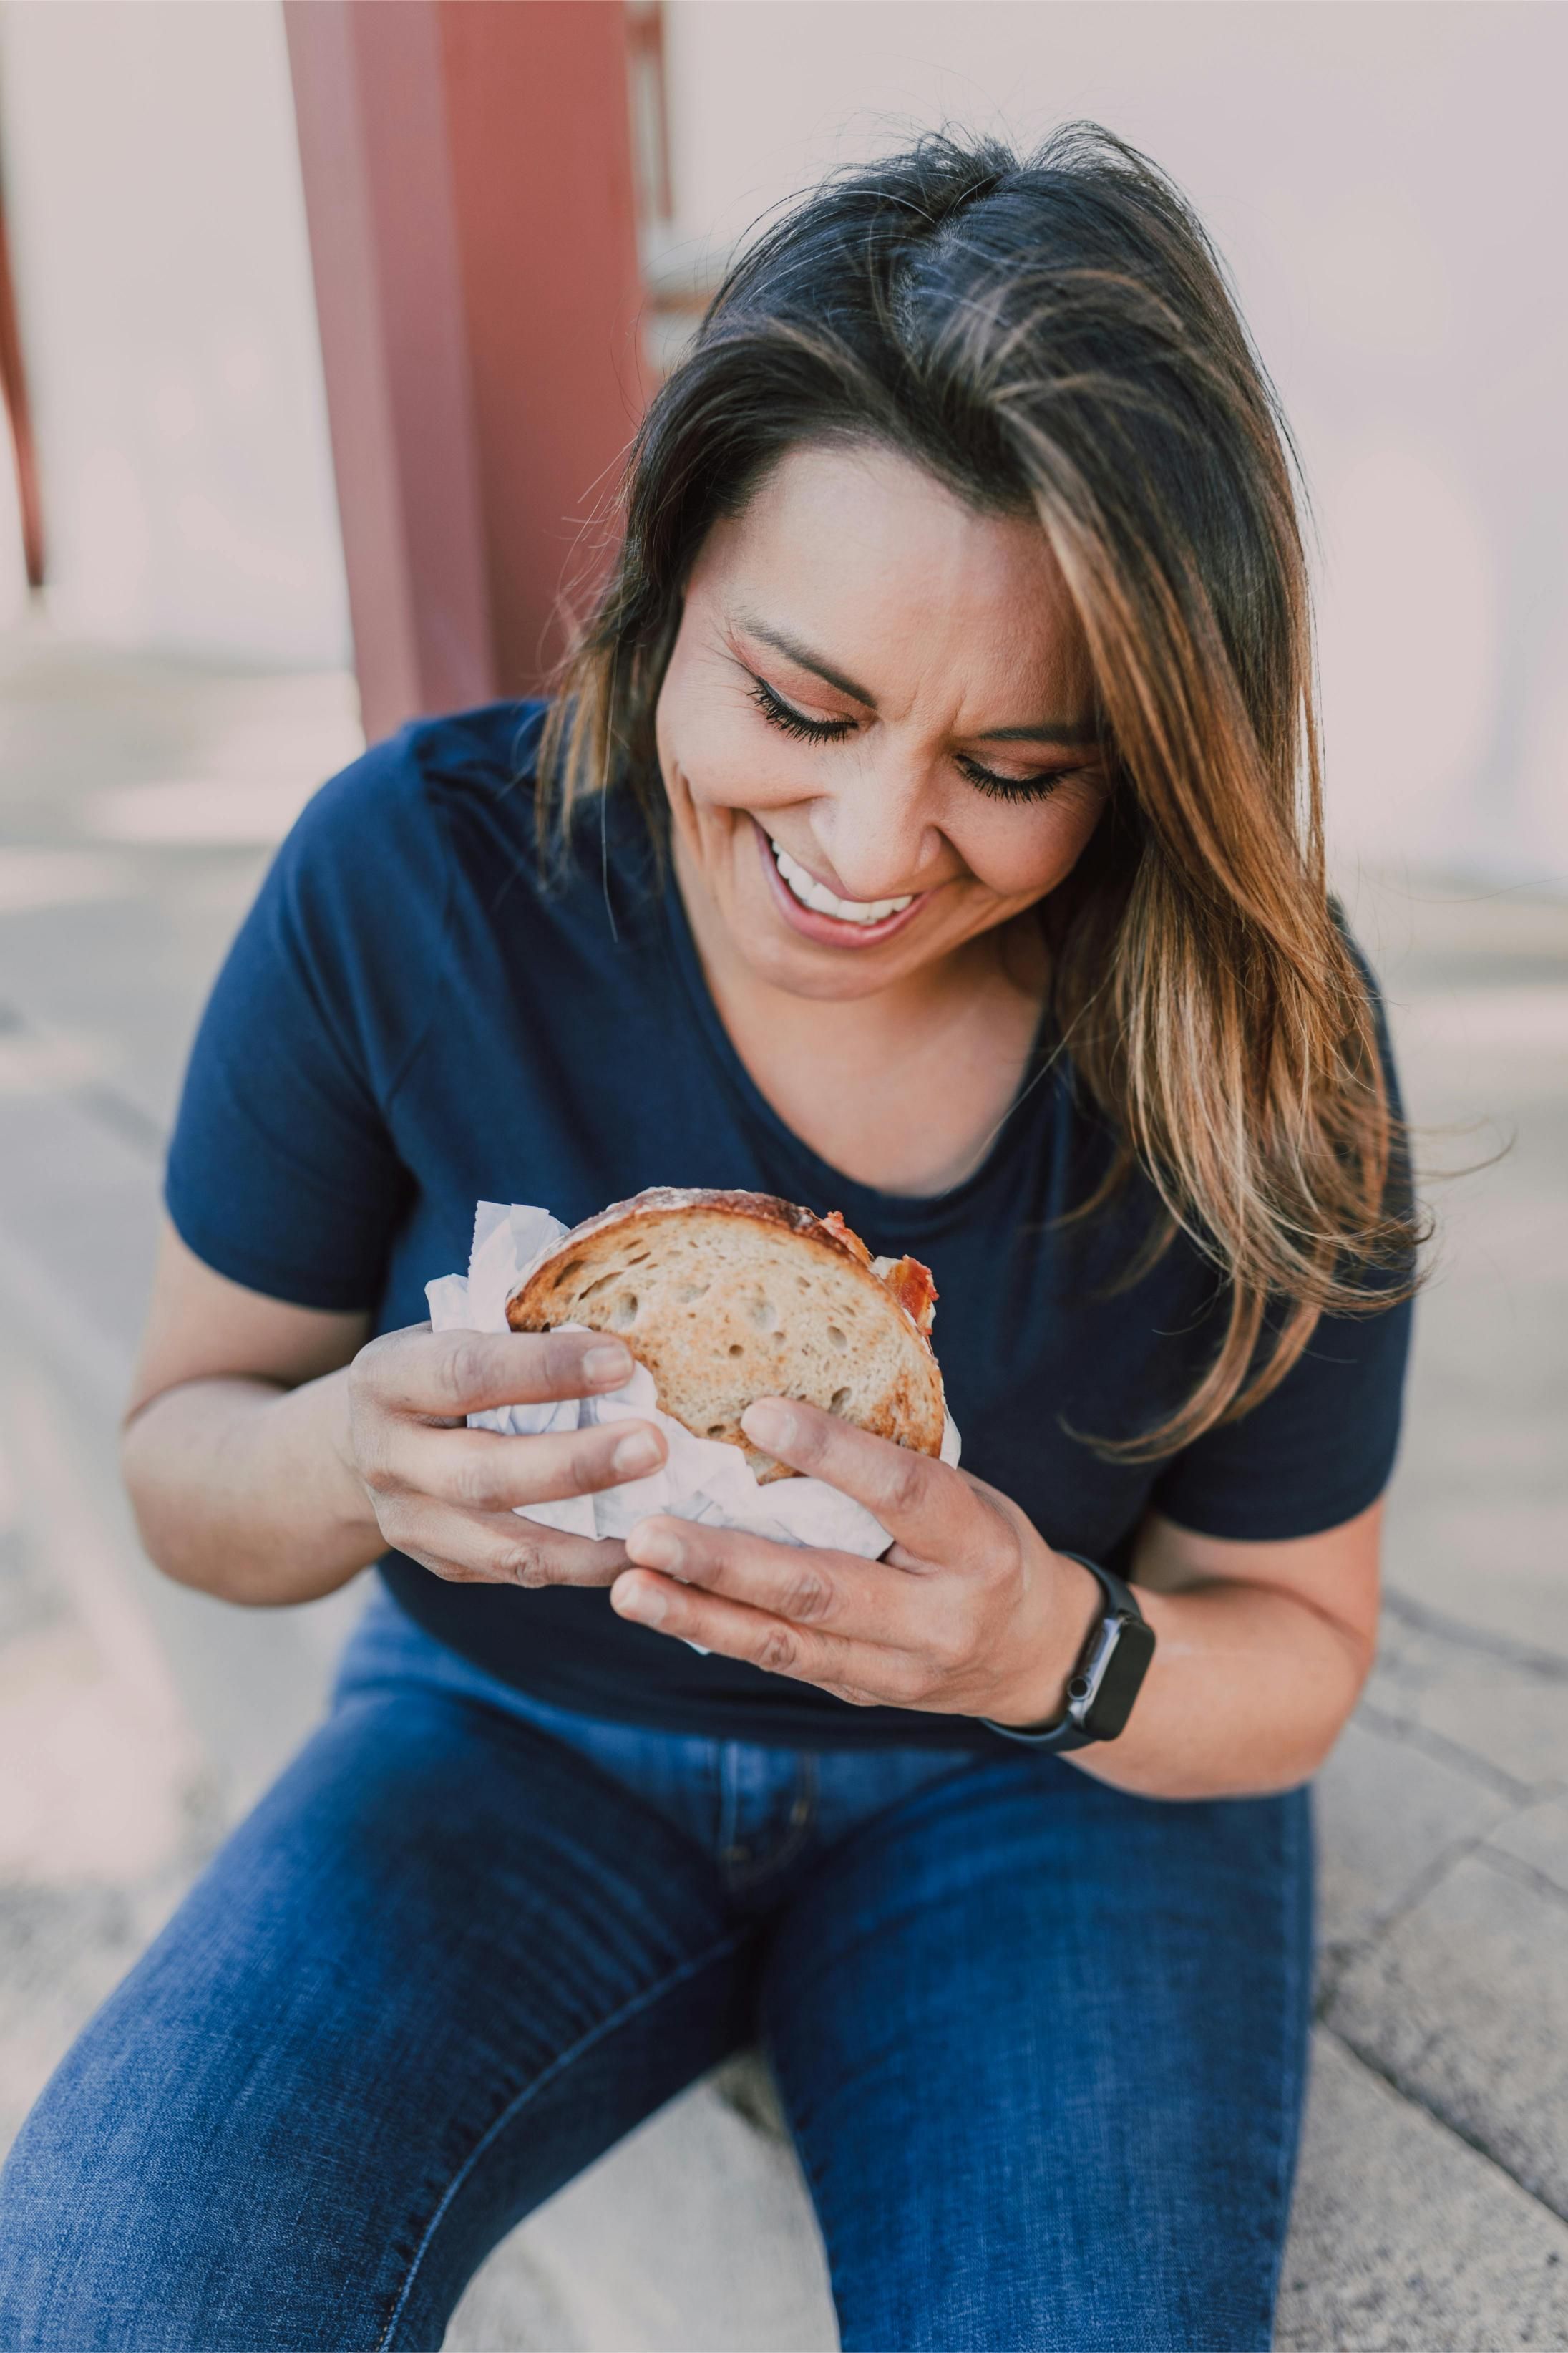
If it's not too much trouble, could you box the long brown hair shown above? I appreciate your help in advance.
[539,124,1421,1456]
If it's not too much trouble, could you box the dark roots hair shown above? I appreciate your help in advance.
[538,122,1422,1457]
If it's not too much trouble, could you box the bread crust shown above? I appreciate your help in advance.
[505,1188,944,1480]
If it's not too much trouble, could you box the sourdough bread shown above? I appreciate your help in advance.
[505,1188,944,1482]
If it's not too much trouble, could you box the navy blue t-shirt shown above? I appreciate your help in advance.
[166,701,1411,1747]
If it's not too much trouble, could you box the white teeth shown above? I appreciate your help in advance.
[768,838,913,926]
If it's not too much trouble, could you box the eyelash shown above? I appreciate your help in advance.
[747,676,1068,805]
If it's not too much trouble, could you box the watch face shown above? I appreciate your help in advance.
[1084,1614,1157,1740]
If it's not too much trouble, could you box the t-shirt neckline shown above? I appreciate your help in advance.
[657,853,1058,1243]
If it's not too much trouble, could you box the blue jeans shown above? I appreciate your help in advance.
[0,1592,1313,2352]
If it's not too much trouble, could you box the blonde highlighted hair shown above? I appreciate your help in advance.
[539,125,1421,1457]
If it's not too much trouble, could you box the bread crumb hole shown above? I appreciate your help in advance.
[578,1271,615,1301]
[551,1258,585,1289]
[705,1422,726,1437]
[609,1293,638,1328]
[674,1281,708,1304]
[826,1324,847,1350]
[829,1387,852,1415]
[746,1296,779,1331]
[727,1342,743,1357]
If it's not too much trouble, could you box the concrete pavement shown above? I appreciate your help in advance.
[1,634,1564,2349]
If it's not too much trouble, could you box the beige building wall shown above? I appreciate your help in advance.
[0,0,348,664]
[661,1,1568,886]
[1,2,1559,887]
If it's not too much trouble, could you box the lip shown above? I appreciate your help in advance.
[751,818,931,949]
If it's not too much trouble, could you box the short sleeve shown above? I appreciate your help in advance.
[1149,1286,1413,1541]
[163,736,450,1310]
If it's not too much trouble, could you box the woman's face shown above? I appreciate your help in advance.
[655,440,1109,1003]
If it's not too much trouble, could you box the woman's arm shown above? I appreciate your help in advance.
[122,1224,376,1604]
[1071,1503,1381,1800]
[122,1221,665,1607]
[606,1399,1382,1801]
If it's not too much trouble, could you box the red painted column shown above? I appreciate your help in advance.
[285,0,646,740]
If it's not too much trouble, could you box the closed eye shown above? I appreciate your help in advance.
[749,676,857,743]
[955,753,1071,805]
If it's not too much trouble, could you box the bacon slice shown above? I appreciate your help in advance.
[872,1252,938,1336]
[819,1208,873,1268]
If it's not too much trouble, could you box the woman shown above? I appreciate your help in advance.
[0,127,1416,2351]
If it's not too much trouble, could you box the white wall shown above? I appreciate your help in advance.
[661,1,1568,887]
[0,0,347,666]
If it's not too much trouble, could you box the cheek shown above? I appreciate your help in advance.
[658,681,811,820]
[957,789,1106,899]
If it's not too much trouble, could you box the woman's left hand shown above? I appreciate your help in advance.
[612,1396,1101,1724]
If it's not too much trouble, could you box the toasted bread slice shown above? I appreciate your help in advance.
[505,1188,944,1482]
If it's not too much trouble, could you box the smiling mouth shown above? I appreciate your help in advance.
[764,834,915,926]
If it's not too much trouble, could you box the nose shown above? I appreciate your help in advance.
[809,750,942,901]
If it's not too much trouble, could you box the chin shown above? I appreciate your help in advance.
[747,940,907,1002]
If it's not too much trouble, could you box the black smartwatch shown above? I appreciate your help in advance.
[981,1555,1156,1752]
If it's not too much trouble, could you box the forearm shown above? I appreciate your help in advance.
[1064,1576,1369,1801]
[122,1368,381,1606]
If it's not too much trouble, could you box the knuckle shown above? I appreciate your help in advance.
[909,1659,948,1703]
[755,1624,802,1675]
[452,1454,507,1512]
[571,1434,620,1493]
[441,1336,492,1412]
[781,1567,833,1624]
[357,1447,396,1498]
[545,1329,594,1393]
[499,1541,548,1586]
[929,1618,971,1676]
[882,1450,928,1520]
[882,1656,934,1706]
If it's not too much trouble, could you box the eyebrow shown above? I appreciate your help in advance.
[739,618,876,707]
[973,718,1102,747]
[735,614,1101,749]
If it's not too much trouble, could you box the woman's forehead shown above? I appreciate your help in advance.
[696,441,1090,719]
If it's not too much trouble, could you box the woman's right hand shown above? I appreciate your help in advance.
[343,1324,667,1590]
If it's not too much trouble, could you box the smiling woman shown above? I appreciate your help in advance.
[545,129,1415,1445]
[0,127,1420,2353]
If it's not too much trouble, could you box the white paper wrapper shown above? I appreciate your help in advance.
[426,1200,961,1559]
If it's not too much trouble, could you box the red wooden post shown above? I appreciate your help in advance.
[0,177,45,591]
[284,0,646,741]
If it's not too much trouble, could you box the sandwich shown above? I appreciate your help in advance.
[505,1186,943,1482]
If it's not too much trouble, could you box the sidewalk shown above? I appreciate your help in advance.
[1,636,1564,2349]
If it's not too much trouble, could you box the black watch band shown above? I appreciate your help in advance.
[980,1554,1156,1752]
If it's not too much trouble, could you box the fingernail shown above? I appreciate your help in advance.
[630,1525,681,1572]
[613,1429,661,1476]
[741,1398,793,1449]
[583,1342,633,1387]
[615,1577,667,1626]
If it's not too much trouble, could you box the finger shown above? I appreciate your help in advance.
[362,1324,638,1419]
[623,1515,930,1649]
[739,1398,975,1556]
[384,1501,628,1588]
[386,1417,666,1511]
[610,1570,927,1706]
